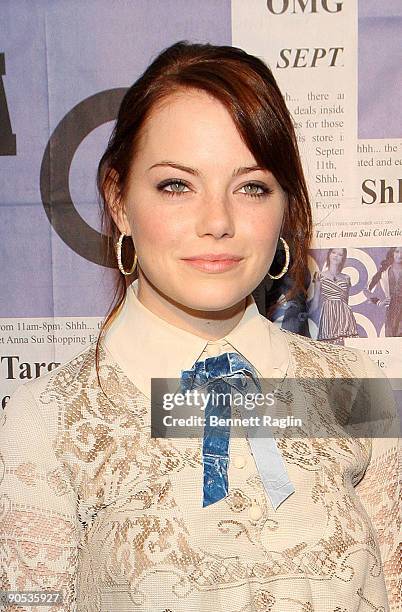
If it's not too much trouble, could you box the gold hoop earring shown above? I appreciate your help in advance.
[116,232,137,276]
[268,237,290,280]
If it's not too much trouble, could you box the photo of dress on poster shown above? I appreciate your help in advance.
[266,246,402,341]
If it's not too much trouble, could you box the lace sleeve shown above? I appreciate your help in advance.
[0,384,81,611]
[353,355,401,611]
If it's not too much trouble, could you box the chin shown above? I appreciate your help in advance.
[174,284,252,312]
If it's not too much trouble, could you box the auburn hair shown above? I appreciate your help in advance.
[95,40,312,389]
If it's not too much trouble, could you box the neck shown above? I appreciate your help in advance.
[135,272,247,341]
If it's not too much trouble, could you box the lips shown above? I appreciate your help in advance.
[182,257,243,273]
[182,253,243,262]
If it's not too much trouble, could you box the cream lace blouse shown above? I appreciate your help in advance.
[1,280,400,611]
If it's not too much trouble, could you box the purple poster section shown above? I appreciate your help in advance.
[307,247,401,338]
[358,0,402,139]
[0,0,231,318]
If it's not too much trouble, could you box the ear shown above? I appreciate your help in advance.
[104,168,131,235]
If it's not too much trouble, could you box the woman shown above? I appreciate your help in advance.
[311,248,358,345]
[1,41,399,611]
[364,246,402,337]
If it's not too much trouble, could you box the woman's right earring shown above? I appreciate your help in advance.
[268,237,290,280]
[116,232,137,276]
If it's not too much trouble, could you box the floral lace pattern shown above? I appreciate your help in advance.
[1,332,400,611]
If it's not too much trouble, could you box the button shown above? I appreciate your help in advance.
[249,503,263,520]
[232,455,246,469]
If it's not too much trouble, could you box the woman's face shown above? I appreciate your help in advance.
[113,89,287,312]
[393,247,402,264]
[329,248,344,268]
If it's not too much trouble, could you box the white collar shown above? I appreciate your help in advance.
[102,278,289,399]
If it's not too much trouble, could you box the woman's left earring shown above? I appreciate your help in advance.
[268,236,290,280]
[116,232,137,275]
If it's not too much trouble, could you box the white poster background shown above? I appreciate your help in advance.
[232,0,358,230]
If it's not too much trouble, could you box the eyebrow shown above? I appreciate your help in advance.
[147,161,267,177]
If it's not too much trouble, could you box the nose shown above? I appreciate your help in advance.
[195,192,235,238]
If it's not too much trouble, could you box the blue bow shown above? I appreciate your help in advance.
[179,352,295,509]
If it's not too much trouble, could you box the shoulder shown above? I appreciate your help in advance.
[280,332,399,435]
[4,340,101,440]
[3,337,142,469]
[279,329,379,378]
[1,340,99,461]
[20,339,99,402]
[259,317,371,377]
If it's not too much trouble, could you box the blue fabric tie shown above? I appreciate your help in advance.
[179,352,295,510]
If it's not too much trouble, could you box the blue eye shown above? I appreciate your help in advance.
[157,179,190,197]
[239,183,272,198]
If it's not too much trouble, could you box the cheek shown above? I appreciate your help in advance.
[129,207,184,250]
[244,209,283,246]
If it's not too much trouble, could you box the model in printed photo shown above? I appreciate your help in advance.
[364,246,402,337]
[310,247,358,345]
